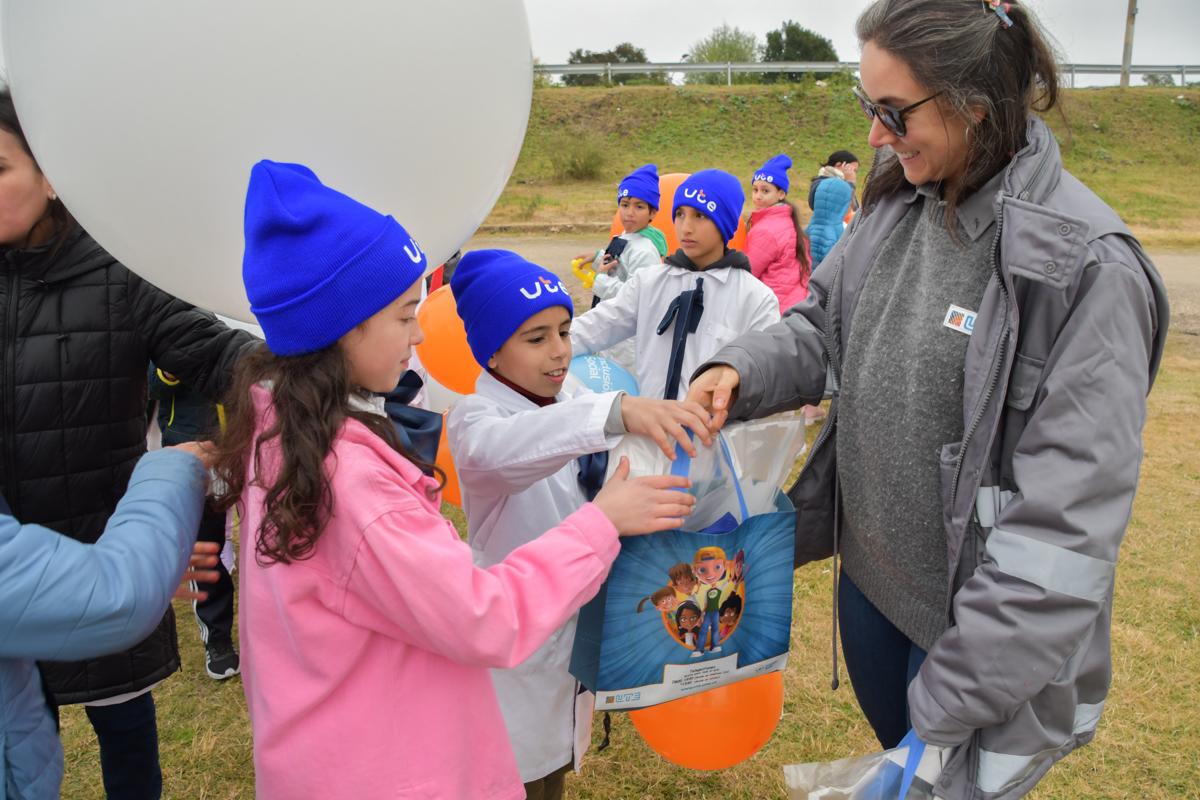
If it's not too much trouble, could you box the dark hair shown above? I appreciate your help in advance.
[785,201,812,279]
[0,89,77,251]
[211,343,443,566]
[675,601,702,626]
[720,593,743,617]
[746,199,812,284]
[856,0,1061,229]
[823,150,860,167]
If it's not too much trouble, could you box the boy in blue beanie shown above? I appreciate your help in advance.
[570,169,780,399]
[446,248,710,799]
[581,164,669,306]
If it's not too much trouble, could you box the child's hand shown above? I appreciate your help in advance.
[573,251,595,263]
[593,456,695,536]
[596,254,618,274]
[685,366,741,433]
[171,440,217,469]
[173,541,221,601]
[620,396,713,458]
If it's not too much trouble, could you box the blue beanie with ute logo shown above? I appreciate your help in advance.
[242,160,427,356]
[752,153,792,193]
[672,169,744,244]
[617,163,661,209]
[450,249,574,367]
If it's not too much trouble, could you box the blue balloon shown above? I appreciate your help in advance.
[569,355,639,396]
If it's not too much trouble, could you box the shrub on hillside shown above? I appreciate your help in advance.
[1144,73,1175,87]
[546,129,607,181]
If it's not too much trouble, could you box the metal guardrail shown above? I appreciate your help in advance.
[535,61,1200,88]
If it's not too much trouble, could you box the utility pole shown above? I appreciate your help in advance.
[1120,0,1138,88]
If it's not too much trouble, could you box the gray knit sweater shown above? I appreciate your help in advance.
[837,175,1001,651]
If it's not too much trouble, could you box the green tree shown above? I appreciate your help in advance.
[1142,73,1175,87]
[562,42,666,87]
[684,24,760,85]
[761,20,838,83]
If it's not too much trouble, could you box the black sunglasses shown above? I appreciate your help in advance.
[852,85,942,138]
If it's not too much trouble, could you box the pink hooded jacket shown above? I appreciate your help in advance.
[745,204,811,312]
[237,386,620,799]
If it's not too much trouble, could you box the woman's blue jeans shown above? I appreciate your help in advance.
[838,571,928,749]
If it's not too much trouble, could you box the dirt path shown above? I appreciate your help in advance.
[467,233,1199,337]
[1151,251,1200,337]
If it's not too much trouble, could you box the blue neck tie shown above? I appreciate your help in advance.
[381,371,444,474]
[656,276,706,399]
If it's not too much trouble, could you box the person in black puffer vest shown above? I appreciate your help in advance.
[0,89,256,799]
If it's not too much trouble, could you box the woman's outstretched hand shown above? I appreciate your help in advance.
[685,366,742,433]
[619,396,713,459]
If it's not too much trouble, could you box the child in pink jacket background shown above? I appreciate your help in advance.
[744,153,813,312]
[745,154,826,425]
[211,160,694,799]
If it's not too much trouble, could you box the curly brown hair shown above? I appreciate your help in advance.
[211,342,442,566]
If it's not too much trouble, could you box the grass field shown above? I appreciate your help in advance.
[486,84,1200,248]
[55,330,1200,799]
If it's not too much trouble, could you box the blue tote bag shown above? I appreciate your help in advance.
[570,429,797,710]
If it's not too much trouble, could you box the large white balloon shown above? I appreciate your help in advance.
[1,2,531,321]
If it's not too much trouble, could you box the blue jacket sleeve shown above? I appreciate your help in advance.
[0,449,207,661]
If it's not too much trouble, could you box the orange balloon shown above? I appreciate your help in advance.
[435,410,461,507]
[415,285,480,396]
[609,172,747,256]
[628,672,783,771]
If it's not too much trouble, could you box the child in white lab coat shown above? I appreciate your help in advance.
[570,169,780,400]
[584,163,668,305]
[446,249,712,799]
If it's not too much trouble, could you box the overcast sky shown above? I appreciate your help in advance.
[525,0,1198,84]
[1,2,1194,87]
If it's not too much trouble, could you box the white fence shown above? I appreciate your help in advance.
[535,61,1199,88]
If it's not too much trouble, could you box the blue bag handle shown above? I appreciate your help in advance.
[897,728,926,799]
[669,432,750,523]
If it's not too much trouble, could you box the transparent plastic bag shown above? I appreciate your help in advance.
[605,415,807,529]
[784,732,948,800]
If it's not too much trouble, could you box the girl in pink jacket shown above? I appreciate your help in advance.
[745,154,825,425]
[745,153,814,312]
[211,160,694,799]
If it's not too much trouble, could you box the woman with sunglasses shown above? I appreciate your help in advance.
[688,1,1168,796]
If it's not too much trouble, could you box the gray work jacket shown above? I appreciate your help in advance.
[705,117,1168,799]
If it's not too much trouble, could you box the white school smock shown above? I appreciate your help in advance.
[591,232,663,302]
[591,232,664,372]
[447,371,624,782]
[570,262,781,400]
